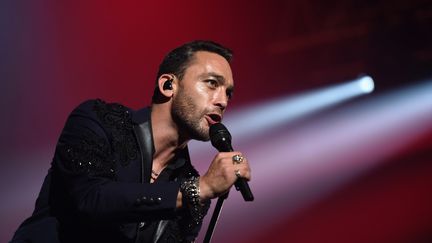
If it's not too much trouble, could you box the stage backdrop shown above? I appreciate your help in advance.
[1,1,432,242]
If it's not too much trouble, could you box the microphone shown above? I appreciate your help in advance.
[209,123,254,201]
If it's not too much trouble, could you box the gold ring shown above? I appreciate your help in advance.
[232,154,244,164]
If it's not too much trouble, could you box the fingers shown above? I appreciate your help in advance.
[200,151,252,200]
[228,152,251,181]
[213,151,252,183]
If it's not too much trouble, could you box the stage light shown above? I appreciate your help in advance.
[358,75,374,93]
[224,75,375,141]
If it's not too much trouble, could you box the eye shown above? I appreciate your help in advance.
[227,90,233,100]
[206,79,218,88]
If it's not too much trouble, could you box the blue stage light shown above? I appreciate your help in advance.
[224,75,375,141]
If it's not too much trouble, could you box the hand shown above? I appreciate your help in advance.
[199,151,251,200]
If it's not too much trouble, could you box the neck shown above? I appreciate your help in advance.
[150,103,189,169]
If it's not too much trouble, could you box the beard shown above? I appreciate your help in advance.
[171,89,210,141]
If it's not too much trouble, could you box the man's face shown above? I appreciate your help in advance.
[171,51,234,141]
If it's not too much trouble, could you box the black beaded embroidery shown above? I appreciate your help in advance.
[93,99,138,167]
[180,176,210,232]
[60,129,116,178]
[155,165,209,242]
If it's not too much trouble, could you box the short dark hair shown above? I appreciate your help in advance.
[152,40,233,103]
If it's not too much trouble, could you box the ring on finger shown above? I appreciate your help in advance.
[234,169,241,178]
[232,154,244,164]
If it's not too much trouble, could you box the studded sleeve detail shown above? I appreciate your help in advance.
[58,129,116,179]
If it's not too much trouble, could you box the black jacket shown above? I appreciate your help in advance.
[11,99,207,243]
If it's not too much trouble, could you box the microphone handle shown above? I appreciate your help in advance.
[234,178,254,201]
[227,146,254,201]
[214,141,254,201]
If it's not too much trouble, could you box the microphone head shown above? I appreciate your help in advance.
[209,123,233,152]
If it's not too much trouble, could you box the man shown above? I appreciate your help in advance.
[10,40,251,243]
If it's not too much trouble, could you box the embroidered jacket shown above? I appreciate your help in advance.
[11,99,209,243]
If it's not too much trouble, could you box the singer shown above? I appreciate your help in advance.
[10,40,251,243]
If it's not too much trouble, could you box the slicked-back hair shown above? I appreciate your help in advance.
[152,40,233,103]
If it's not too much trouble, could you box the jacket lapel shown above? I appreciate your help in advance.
[130,107,179,242]
[131,107,154,183]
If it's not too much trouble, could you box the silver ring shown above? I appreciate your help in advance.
[232,154,244,164]
[234,169,241,178]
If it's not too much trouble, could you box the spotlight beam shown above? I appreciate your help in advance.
[225,75,374,141]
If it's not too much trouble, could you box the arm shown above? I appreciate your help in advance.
[51,100,180,222]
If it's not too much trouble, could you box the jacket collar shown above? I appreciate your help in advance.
[131,106,152,125]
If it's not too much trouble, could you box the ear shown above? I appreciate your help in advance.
[157,74,176,98]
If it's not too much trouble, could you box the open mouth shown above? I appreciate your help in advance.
[206,113,222,125]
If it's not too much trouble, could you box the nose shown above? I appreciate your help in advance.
[214,89,228,111]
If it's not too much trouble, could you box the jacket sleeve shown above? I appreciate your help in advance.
[51,100,180,222]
